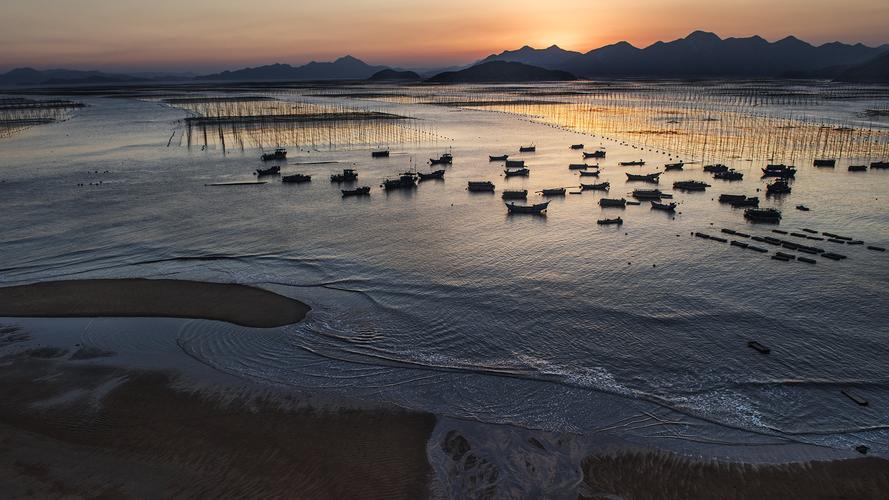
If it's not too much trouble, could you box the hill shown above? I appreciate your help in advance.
[368,69,421,81]
[0,68,146,87]
[426,61,576,83]
[197,56,388,81]
[835,51,889,83]
[479,45,582,70]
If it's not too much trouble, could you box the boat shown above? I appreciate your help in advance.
[570,144,584,150]
[569,163,591,170]
[281,173,311,183]
[730,196,759,207]
[540,188,566,196]
[580,182,610,191]
[632,189,665,199]
[848,164,867,172]
[597,217,623,225]
[489,154,509,161]
[813,159,836,167]
[505,159,525,169]
[330,168,358,182]
[673,180,710,191]
[626,172,661,183]
[467,181,495,192]
[718,194,748,203]
[599,198,627,207]
[766,180,791,194]
[418,169,445,181]
[762,164,796,178]
[429,153,453,165]
[650,200,677,211]
[504,167,530,177]
[714,170,743,181]
[260,148,287,161]
[620,160,645,166]
[519,145,536,152]
[871,161,889,169]
[796,204,810,211]
[747,341,770,354]
[583,150,606,159]
[255,165,281,176]
[371,150,390,158]
[664,162,684,171]
[506,201,549,214]
[703,164,729,173]
[502,189,528,200]
[744,208,782,222]
[342,186,370,196]
[578,170,600,177]
[382,173,417,190]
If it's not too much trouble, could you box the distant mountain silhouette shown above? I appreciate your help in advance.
[0,68,146,86]
[368,69,421,81]
[484,31,888,77]
[197,56,387,81]
[835,50,889,83]
[426,61,576,83]
[479,45,582,70]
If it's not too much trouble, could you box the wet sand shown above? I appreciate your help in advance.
[0,279,310,328]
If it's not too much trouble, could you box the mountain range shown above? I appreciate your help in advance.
[427,61,575,83]
[195,56,387,81]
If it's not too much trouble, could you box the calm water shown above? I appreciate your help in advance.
[2,83,889,468]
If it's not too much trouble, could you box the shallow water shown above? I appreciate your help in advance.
[2,82,889,465]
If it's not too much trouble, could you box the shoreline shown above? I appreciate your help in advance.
[0,278,310,328]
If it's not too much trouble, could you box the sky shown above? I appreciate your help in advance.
[1,0,888,73]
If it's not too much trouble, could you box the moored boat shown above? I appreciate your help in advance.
[540,187,566,196]
[570,144,584,149]
[371,150,390,158]
[519,145,536,152]
[281,173,311,183]
[505,159,525,169]
[673,180,710,191]
[848,164,867,172]
[569,163,590,170]
[342,186,371,196]
[467,181,495,192]
[718,194,747,203]
[665,162,684,171]
[501,189,528,200]
[813,159,836,167]
[597,217,623,225]
[766,180,791,194]
[429,153,453,165]
[256,165,281,176]
[871,161,889,169]
[260,148,287,161]
[382,173,417,190]
[703,164,728,173]
[489,154,509,161]
[417,169,445,181]
[504,167,530,177]
[599,198,627,207]
[744,208,782,222]
[330,168,358,182]
[506,201,549,214]
[581,182,610,191]
[762,164,796,178]
[632,188,665,199]
[730,196,759,207]
[578,170,600,177]
[583,150,606,158]
[714,169,743,181]
[650,200,677,211]
[620,160,645,166]
[626,172,661,182]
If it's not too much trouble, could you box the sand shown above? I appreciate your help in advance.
[0,279,310,328]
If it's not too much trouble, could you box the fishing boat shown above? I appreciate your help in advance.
[718,194,747,203]
[260,148,287,161]
[342,186,371,196]
[255,165,281,176]
[506,201,549,214]
[762,164,796,178]
[504,167,530,177]
[540,188,566,196]
[650,200,677,211]
[714,170,743,181]
[848,164,867,172]
[703,164,728,173]
[429,153,453,165]
[578,170,600,177]
[730,197,759,207]
[766,180,791,194]
[871,161,889,169]
[330,168,358,182]
[417,169,445,181]
[467,181,495,192]
[796,204,810,211]
[501,189,528,200]
[620,160,645,166]
[382,173,417,190]
[371,150,390,158]
[597,217,623,225]
[570,144,584,149]
[632,189,665,199]
[519,145,536,152]
[673,180,710,191]
[626,172,661,183]
[505,159,525,169]
[744,208,782,222]
[813,159,836,167]
[569,163,590,170]
[747,341,770,354]
[583,150,606,158]
[581,182,610,191]
[281,173,311,183]
[489,154,509,161]
[664,162,684,171]
[599,198,627,207]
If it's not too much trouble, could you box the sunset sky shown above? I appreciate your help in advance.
[2,0,888,73]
